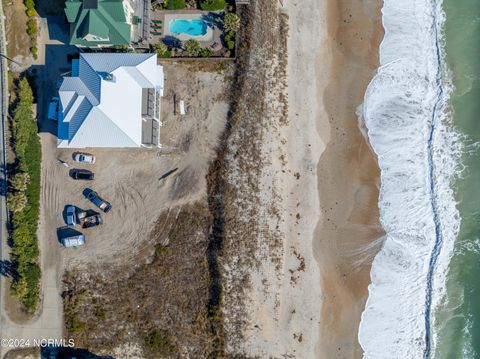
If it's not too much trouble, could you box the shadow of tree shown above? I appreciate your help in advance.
[0,259,19,279]
[201,12,224,30]
[162,35,182,49]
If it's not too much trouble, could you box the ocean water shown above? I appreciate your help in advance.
[433,0,480,357]
[358,0,464,357]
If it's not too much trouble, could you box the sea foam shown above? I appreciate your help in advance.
[358,0,461,358]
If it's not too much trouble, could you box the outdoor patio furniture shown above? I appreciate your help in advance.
[152,19,162,23]
[151,25,162,29]
[150,32,162,36]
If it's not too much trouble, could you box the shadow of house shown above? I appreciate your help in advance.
[30,43,79,137]
[41,346,115,359]
[44,16,72,43]
[35,0,67,17]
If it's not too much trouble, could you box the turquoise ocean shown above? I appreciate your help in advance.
[434,0,480,357]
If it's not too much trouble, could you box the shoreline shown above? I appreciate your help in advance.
[314,0,384,357]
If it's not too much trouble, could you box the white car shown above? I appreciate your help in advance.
[66,206,76,227]
[48,97,60,121]
[62,234,85,248]
[74,153,96,164]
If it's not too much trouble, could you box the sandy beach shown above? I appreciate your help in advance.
[313,0,385,357]
[221,0,384,358]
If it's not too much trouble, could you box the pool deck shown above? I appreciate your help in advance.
[149,10,224,53]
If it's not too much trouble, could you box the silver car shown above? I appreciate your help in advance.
[66,206,76,227]
[62,235,85,248]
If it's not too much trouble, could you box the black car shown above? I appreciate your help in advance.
[70,169,94,181]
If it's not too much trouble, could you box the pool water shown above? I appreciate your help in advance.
[169,19,208,36]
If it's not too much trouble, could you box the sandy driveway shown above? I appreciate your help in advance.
[2,35,231,356]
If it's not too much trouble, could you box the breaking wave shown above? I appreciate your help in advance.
[358,0,462,358]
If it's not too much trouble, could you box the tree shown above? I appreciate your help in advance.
[12,78,36,162]
[200,47,214,58]
[11,172,30,191]
[165,0,185,10]
[153,42,171,58]
[224,13,240,33]
[7,192,27,213]
[200,0,226,11]
[184,40,201,57]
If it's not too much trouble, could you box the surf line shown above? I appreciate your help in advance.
[423,0,447,357]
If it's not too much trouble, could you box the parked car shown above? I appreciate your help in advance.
[70,169,94,181]
[66,206,76,227]
[78,211,102,228]
[62,234,85,248]
[85,190,112,213]
[48,97,60,121]
[74,153,96,164]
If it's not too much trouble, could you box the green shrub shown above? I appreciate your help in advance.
[26,18,37,37]
[224,30,235,50]
[200,0,226,11]
[145,330,177,355]
[24,0,34,10]
[26,8,36,17]
[165,0,185,10]
[30,46,38,59]
[9,78,42,312]
[200,47,214,58]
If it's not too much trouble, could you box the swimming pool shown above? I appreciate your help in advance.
[169,19,208,36]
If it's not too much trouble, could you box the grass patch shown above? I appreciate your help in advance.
[200,0,226,11]
[8,77,41,313]
[165,0,185,10]
[62,204,223,358]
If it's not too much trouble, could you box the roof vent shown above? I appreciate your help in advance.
[102,73,115,82]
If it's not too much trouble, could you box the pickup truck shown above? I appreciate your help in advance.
[85,190,112,213]
[77,211,102,228]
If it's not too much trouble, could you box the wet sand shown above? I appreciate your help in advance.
[313,0,385,357]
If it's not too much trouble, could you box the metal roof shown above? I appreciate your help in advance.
[65,0,131,47]
[58,53,164,148]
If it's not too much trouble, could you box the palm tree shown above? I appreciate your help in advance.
[153,42,171,58]
[224,13,240,33]
[7,192,27,213]
[10,172,30,192]
[184,40,201,57]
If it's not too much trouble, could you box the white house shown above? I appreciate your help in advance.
[57,53,164,148]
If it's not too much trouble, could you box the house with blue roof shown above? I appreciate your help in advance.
[58,53,164,148]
